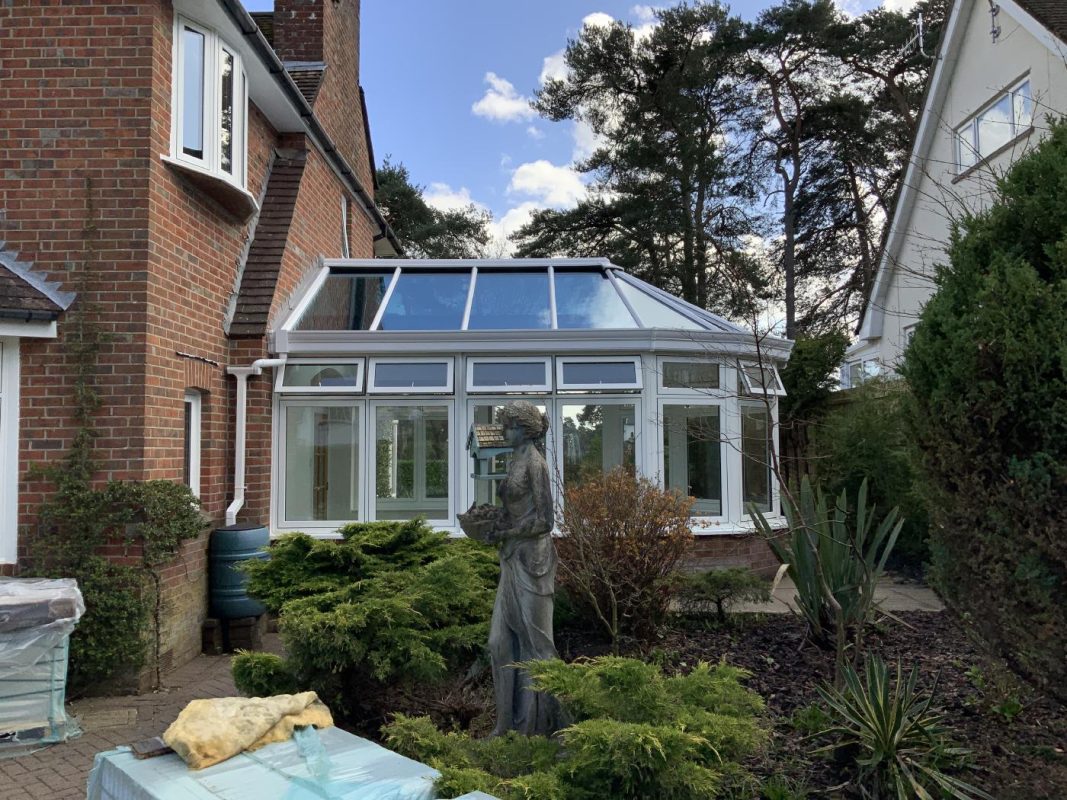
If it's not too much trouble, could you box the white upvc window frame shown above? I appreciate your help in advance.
[657,357,725,396]
[556,355,643,392]
[340,197,351,258]
[739,400,779,517]
[277,398,365,530]
[275,358,365,394]
[955,77,1033,172]
[737,360,786,397]
[170,15,248,188]
[557,395,642,491]
[183,389,202,498]
[465,356,552,394]
[369,399,456,526]
[0,338,19,564]
[657,398,728,521]
[368,357,454,394]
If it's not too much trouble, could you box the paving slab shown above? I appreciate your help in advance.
[734,574,944,614]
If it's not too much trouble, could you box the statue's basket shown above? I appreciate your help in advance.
[457,515,499,540]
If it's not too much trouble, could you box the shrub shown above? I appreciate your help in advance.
[676,567,771,624]
[384,656,766,800]
[235,520,499,716]
[815,655,990,799]
[232,651,300,697]
[900,121,1067,702]
[556,467,694,647]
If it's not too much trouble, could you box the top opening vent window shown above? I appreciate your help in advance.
[467,358,551,393]
[661,360,721,391]
[738,362,786,397]
[557,357,642,391]
[277,360,364,393]
[369,358,454,393]
[957,78,1032,172]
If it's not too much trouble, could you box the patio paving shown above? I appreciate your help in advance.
[735,574,945,613]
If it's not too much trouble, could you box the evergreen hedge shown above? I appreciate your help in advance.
[901,120,1067,701]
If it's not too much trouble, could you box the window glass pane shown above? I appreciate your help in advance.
[183,399,193,488]
[282,363,361,389]
[374,362,449,390]
[181,27,205,159]
[378,270,470,331]
[742,406,772,513]
[614,280,703,330]
[220,49,234,174]
[471,361,546,388]
[663,405,721,516]
[1013,80,1032,130]
[958,123,977,169]
[375,406,450,520]
[848,361,863,387]
[561,361,637,387]
[977,94,1013,157]
[562,403,636,488]
[296,273,390,330]
[285,405,359,522]
[663,361,720,389]
[553,271,636,329]
[467,271,551,330]
[471,403,547,506]
[742,363,782,393]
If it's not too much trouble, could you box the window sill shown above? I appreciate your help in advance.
[952,125,1034,184]
[160,155,258,222]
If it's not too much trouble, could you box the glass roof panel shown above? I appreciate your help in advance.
[554,270,637,329]
[467,270,551,330]
[296,272,390,330]
[378,270,471,331]
[615,279,705,330]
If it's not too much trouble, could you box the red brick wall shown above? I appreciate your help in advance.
[686,534,781,577]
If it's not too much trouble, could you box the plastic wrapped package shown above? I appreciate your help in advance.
[0,578,85,751]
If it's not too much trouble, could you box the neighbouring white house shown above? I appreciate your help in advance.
[845,0,1067,386]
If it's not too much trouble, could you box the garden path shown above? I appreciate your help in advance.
[736,574,944,613]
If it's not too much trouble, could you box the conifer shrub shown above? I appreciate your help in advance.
[233,520,498,715]
[901,121,1067,701]
[383,656,766,800]
[676,567,772,624]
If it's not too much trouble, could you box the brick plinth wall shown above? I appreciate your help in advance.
[686,534,781,577]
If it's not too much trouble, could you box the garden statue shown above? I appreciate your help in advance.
[459,401,563,737]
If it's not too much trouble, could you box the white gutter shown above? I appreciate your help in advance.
[226,357,285,526]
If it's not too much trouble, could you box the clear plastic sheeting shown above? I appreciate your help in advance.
[87,725,474,800]
[0,577,84,751]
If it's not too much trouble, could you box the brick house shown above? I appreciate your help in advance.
[0,0,397,678]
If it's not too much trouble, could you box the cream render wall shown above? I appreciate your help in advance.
[849,0,1067,376]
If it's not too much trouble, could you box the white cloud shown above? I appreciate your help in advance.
[582,11,615,29]
[508,160,587,207]
[539,50,568,86]
[471,72,536,123]
[883,0,920,11]
[526,125,545,140]
[572,120,603,162]
[423,183,487,214]
[832,0,864,17]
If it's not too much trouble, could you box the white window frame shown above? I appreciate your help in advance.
[657,399,728,521]
[275,358,365,394]
[340,197,351,258]
[170,15,248,188]
[0,339,19,564]
[556,356,643,391]
[657,357,725,396]
[737,360,786,397]
[277,399,365,530]
[183,390,202,498]
[368,357,454,394]
[556,396,642,490]
[465,357,552,394]
[902,324,917,347]
[955,77,1032,172]
[368,399,455,526]
[739,400,778,517]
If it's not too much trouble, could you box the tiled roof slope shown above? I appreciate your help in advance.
[1016,0,1067,44]
[249,12,274,45]
[0,241,73,319]
[287,66,326,106]
[229,152,307,338]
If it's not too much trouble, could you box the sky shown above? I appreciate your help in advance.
[244,0,915,250]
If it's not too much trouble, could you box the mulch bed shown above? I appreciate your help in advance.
[562,611,1067,799]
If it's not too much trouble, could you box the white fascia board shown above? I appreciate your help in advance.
[0,320,57,338]
[859,0,971,342]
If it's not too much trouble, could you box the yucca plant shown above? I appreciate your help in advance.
[815,656,991,800]
[752,477,902,655]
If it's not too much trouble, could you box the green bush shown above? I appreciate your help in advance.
[232,651,300,697]
[900,120,1067,701]
[815,655,990,799]
[675,567,771,624]
[235,520,498,715]
[383,656,766,800]
[810,379,929,572]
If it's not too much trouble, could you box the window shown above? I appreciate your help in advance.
[903,324,917,347]
[283,403,361,523]
[956,79,1032,171]
[470,402,548,506]
[662,405,722,516]
[276,360,364,393]
[466,358,551,393]
[369,358,453,393]
[340,197,351,258]
[660,360,721,392]
[183,390,202,498]
[553,270,636,329]
[561,403,637,488]
[741,405,773,514]
[296,272,392,331]
[738,361,786,396]
[373,404,451,521]
[172,17,247,186]
[467,271,551,330]
[0,339,18,563]
[557,357,642,391]
[377,271,470,331]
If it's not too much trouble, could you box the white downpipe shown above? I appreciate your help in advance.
[226,357,285,526]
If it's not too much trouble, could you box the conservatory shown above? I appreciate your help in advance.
[267,259,792,537]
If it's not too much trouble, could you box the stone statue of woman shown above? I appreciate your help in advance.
[463,401,562,737]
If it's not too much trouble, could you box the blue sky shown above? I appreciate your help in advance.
[245,1,904,248]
